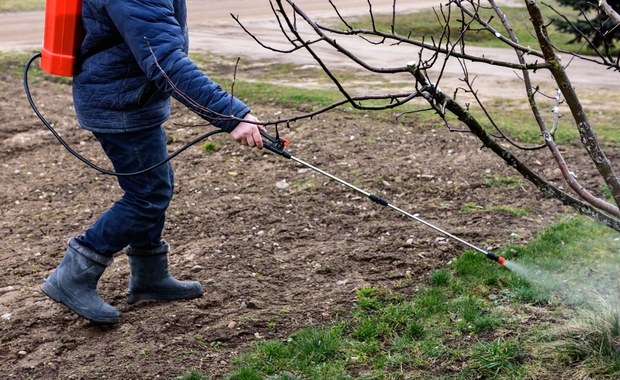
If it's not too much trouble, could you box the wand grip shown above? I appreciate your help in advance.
[260,130,291,159]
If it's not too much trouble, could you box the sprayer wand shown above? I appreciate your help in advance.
[260,130,506,265]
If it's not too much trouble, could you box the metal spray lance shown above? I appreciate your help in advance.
[259,130,507,266]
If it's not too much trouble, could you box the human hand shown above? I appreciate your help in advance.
[229,114,266,150]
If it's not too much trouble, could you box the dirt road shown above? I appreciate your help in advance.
[1,0,617,93]
[0,0,441,50]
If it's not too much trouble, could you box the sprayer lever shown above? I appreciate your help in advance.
[260,130,291,159]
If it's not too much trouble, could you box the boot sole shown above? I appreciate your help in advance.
[41,281,119,324]
[126,288,204,305]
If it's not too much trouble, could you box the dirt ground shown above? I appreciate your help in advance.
[0,1,616,379]
[0,58,598,379]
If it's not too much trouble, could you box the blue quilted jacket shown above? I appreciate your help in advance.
[73,0,250,133]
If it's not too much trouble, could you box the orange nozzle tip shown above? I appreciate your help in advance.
[498,257,506,265]
[283,139,290,147]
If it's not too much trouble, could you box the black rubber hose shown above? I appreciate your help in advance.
[23,53,225,177]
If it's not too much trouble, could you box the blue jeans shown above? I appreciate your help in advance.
[75,126,174,256]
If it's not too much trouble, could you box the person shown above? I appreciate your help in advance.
[40,0,265,324]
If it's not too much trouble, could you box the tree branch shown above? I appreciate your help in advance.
[600,0,620,24]
[527,1,620,208]
[410,63,620,227]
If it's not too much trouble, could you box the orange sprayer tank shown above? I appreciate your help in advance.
[40,0,83,76]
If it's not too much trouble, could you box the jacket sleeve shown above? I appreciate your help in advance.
[104,0,250,132]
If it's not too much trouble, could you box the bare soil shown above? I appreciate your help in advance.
[0,1,615,379]
[0,59,599,379]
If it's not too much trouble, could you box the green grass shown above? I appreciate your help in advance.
[483,175,524,189]
[1,50,41,77]
[469,96,620,145]
[5,50,74,88]
[343,2,579,52]
[226,326,347,379]
[201,141,219,153]
[556,304,620,377]
[504,217,620,307]
[467,339,525,378]
[176,371,209,380]
[0,0,45,12]
[222,80,347,113]
[173,216,620,379]
[460,202,530,217]
[504,217,620,377]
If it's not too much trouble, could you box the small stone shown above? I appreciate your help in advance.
[1,313,12,320]
[254,332,264,339]
[275,180,289,190]
[227,321,237,329]
[406,238,414,245]
[17,350,27,357]
[190,265,204,273]
[336,279,348,286]
[0,285,19,295]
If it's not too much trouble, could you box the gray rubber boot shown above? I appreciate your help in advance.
[126,243,204,305]
[41,238,120,324]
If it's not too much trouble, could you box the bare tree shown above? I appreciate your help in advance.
[230,0,620,231]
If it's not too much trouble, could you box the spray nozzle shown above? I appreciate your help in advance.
[486,252,506,265]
